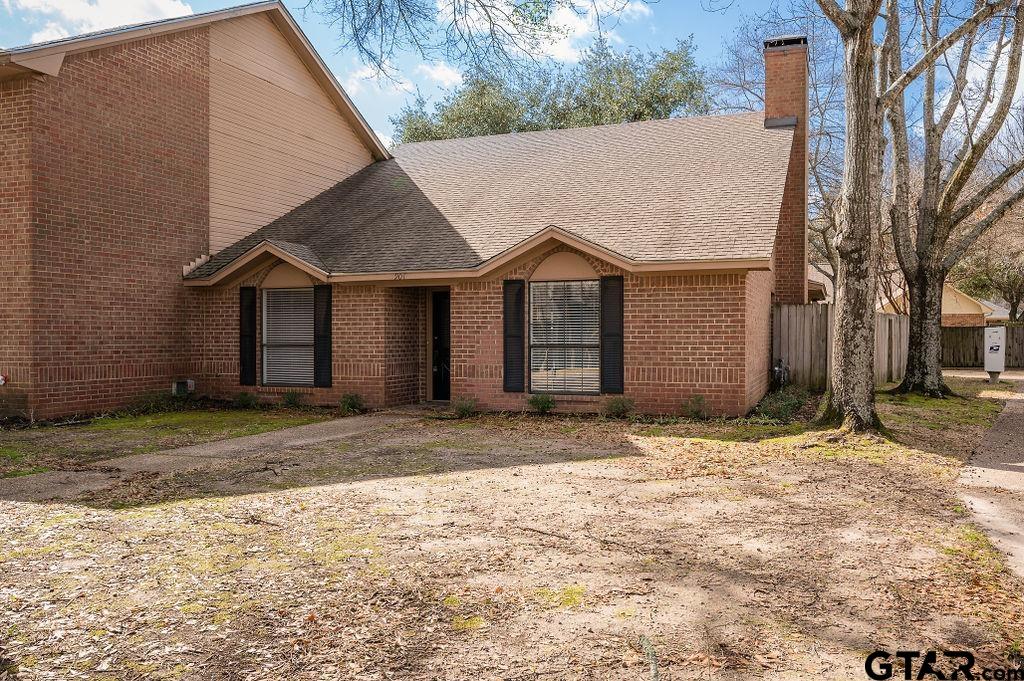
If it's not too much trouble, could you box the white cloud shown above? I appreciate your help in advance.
[343,61,413,97]
[536,1,653,63]
[7,0,193,44]
[31,20,68,42]
[415,61,462,88]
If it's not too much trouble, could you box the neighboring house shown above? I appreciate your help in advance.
[877,284,994,327]
[979,299,1012,323]
[0,2,810,419]
[807,266,833,303]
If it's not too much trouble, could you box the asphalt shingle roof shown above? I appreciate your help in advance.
[189,111,795,278]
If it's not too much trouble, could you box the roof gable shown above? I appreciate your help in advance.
[0,1,389,161]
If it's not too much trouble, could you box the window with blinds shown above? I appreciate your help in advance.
[529,280,600,394]
[263,288,314,386]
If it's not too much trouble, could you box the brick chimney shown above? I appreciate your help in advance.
[764,35,808,304]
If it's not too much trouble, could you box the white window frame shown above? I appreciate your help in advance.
[528,279,601,395]
[262,287,315,387]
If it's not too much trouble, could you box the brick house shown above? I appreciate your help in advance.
[0,2,809,420]
[878,284,995,328]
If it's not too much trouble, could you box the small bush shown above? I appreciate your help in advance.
[682,394,709,420]
[604,396,635,419]
[528,393,556,415]
[451,396,477,419]
[753,386,808,422]
[339,393,366,416]
[281,391,303,409]
[235,392,259,409]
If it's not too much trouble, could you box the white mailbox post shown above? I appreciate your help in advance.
[985,326,1006,384]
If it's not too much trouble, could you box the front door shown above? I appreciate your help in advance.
[431,291,451,400]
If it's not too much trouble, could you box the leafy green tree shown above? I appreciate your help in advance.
[391,39,711,144]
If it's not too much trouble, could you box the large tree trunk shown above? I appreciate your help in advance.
[821,24,881,431]
[896,265,948,395]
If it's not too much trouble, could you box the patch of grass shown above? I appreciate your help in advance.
[442,595,462,608]
[316,532,380,563]
[942,525,1008,586]
[281,391,303,409]
[451,615,486,631]
[799,437,894,466]
[86,409,324,440]
[0,444,31,462]
[534,584,586,609]
[419,437,485,452]
[1,466,49,479]
[877,379,1005,431]
[696,419,810,443]
[636,419,809,443]
[234,392,259,409]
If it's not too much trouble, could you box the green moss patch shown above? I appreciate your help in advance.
[1,466,50,479]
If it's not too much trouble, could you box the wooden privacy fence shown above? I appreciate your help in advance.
[772,304,909,390]
[941,326,1024,367]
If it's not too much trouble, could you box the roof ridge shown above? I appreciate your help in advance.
[393,111,764,150]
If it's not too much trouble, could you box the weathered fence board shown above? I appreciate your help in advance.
[941,326,1024,367]
[772,304,909,389]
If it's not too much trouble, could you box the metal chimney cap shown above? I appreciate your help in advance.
[764,35,808,49]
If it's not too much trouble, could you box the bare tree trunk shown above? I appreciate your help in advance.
[897,265,948,395]
[821,23,881,431]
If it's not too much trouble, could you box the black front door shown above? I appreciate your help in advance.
[431,291,451,400]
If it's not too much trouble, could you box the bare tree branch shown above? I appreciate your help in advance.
[816,0,858,34]
[880,0,1016,106]
[939,2,1024,218]
[944,184,1024,268]
[950,157,1024,226]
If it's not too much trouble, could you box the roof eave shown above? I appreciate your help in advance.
[184,228,772,287]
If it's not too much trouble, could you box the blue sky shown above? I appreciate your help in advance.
[0,0,776,142]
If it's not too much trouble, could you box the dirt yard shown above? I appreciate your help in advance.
[2,380,1023,680]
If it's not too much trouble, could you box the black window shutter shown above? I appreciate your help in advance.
[600,276,624,394]
[239,287,257,386]
[313,284,332,388]
[503,279,526,392]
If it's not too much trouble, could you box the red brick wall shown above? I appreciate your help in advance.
[942,313,986,328]
[187,272,425,409]
[765,42,808,305]
[185,247,768,417]
[0,77,35,415]
[384,287,426,404]
[6,30,211,418]
[744,270,773,410]
[450,244,766,417]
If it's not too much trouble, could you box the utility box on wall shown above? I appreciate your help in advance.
[985,326,1006,383]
